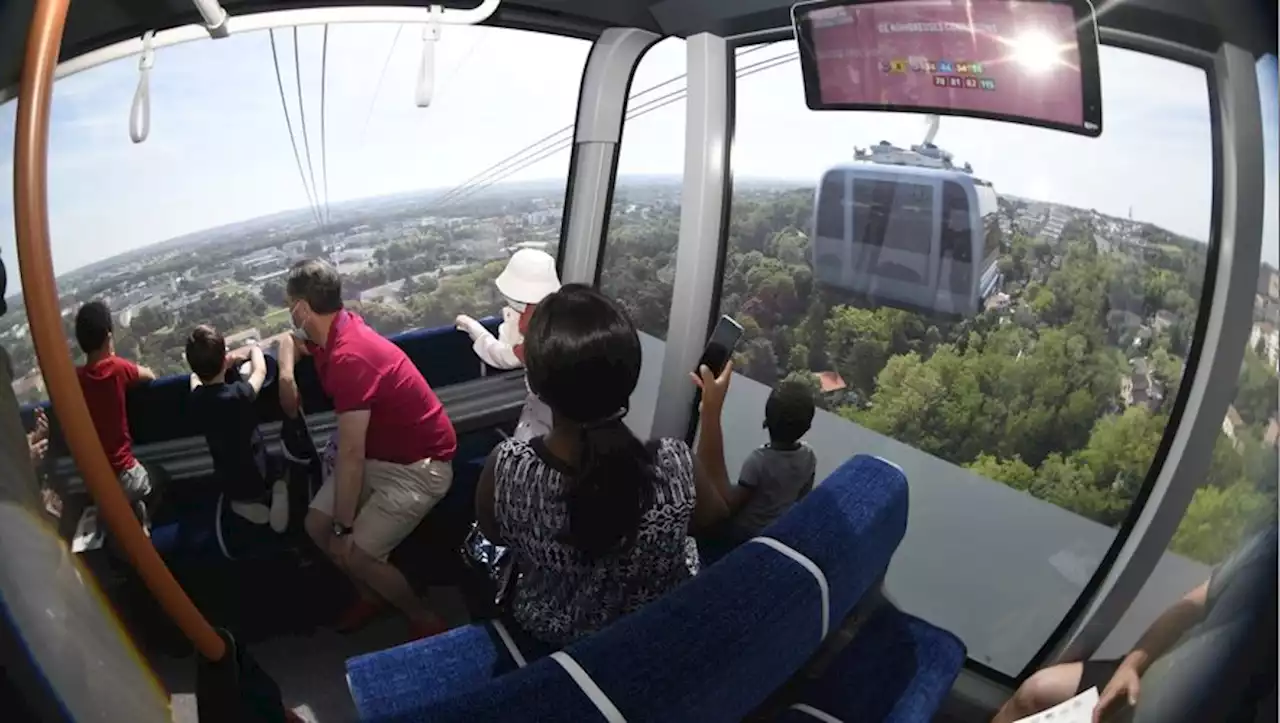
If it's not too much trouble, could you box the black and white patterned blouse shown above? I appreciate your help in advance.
[493,436,701,646]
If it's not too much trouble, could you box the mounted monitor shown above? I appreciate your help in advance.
[792,0,1103,137]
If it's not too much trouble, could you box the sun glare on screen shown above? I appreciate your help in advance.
[1009,29,1064,74]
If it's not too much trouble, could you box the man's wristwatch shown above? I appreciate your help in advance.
[332,522,354,538]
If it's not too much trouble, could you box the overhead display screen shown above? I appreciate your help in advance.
[792,0,1103,136]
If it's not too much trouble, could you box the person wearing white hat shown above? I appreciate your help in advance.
[456,248,562,441]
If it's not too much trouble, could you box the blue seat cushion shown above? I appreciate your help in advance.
[347,621,592,723]
[777,605,966,723]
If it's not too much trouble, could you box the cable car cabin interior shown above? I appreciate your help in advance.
[0,0,1275,722]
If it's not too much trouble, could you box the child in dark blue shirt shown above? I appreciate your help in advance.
[186,326,289,533]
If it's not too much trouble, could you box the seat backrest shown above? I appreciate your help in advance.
[348,453,911,722]
[764,455,910,618]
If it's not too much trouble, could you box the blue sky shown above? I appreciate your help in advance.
[0,24,1275,277]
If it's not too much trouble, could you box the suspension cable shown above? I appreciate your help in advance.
[434,50,799,209]
[360,23,404,144]
[319,23,331,226]
[293,27,323,227]
[268,28,322,226]
[429,43,779,210]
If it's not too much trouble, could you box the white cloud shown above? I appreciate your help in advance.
[0,25,1274,280]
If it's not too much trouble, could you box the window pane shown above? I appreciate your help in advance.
[723,41,1214,675]
[598,38,687,437]
[1096,53,1279,660]
[0,25,589,385]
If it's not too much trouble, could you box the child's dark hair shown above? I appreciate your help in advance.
[185,325,227,383]
[523,283,653,559]
[74,301,113,354]
[764,381,816,447]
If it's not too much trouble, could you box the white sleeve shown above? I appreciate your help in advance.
[473,333,524,369]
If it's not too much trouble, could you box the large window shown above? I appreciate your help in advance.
[721,40,1215,676]
[1096,53,1279,659]
[598,37,687,437]
[0,24,589,392]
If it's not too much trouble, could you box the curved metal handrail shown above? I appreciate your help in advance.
[13,0,226,662]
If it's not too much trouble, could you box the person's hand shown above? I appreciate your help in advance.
[31,408,49,443]
[689,360,734,416]
[329,533,355,566]
[28,437,49,465]
[455,314,483,339]
[41,487,62,519]
[1093,663,1141,722]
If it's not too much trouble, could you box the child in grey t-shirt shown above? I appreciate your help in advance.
[697,381,817,563]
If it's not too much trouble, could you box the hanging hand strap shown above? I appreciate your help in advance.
[129,30,155,144]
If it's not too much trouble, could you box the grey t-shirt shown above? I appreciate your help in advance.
[728,442,818,540]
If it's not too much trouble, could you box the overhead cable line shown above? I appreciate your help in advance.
[293,27,324,228]
[430,43,779,209]
[319,23,332,225]
[268,28,322,226]
[433,50,799,209]
[360,24,405,144]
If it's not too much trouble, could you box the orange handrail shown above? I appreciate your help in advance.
[14,0,227,662]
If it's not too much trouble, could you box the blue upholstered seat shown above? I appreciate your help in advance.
[346,454,964,723]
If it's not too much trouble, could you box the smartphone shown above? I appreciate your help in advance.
[697,315,745,377]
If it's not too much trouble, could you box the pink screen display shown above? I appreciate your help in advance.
[806,0,1084,127]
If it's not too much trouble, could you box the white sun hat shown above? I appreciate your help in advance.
[495,248,562,305]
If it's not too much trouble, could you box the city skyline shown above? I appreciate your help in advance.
[0,24,1275,277]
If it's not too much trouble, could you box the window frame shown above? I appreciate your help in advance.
[693,25,1262,689]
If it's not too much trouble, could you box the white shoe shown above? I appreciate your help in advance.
[269,479,289,533]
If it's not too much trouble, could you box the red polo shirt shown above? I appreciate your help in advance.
[309,311,457,463]
[76,355,140,474]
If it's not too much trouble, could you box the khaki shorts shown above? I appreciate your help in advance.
[310,457,452,561]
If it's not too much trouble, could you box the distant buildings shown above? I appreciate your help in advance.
[359,279,406,304]
[225,328,261,347]
[10,370,44,399]
[1264,418,1280,448]
[1249,322,1279,367]
[1120,357,1163,412]
[1221,405,1245,443]
[1152,310,1179,335]
[1258,266,1280,300]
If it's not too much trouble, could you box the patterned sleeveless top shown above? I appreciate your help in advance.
[493,436,701,646]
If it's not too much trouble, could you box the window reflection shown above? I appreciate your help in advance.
[724,41,1216,674]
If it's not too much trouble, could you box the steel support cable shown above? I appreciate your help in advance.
[269,28,322,226]
[13,0,227,662]
[437,51,800,209]
[430,44,781,209]
[319,23,331,226]
[293,26,323,227]
[360,23,404,144]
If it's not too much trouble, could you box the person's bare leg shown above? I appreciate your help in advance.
[991,662,1085,723]
[345,546,437,626]
[305,509,380,602]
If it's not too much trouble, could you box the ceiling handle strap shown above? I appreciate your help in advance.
[128,30,154,144]
[415,5,442,108]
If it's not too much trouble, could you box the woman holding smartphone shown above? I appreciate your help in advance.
[473,284,733,646]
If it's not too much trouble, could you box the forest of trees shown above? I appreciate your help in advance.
[598,185,1277,566]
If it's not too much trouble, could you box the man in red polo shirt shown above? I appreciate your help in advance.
[278,259,457,640]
